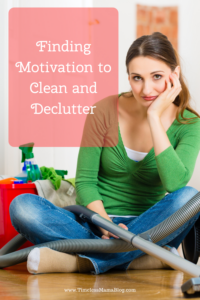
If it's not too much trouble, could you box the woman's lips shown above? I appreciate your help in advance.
[142,96,158,101]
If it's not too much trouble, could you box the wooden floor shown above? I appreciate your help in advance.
[0,246,199,300]
[0,263,196,300]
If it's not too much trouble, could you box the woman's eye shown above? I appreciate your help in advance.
[132,76,141,81]
[154,74,162,80]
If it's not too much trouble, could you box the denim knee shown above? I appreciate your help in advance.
[9,194,37,230]
[166,186,199,212]
[175,186,198,201]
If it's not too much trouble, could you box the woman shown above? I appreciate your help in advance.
[10,32,200,275]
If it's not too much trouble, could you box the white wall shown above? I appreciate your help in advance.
[1,0,200,188]
[0,1,7,175]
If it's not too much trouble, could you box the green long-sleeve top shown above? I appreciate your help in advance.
[75,95,200,216]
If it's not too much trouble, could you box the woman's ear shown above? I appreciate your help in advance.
[173,65,180,79]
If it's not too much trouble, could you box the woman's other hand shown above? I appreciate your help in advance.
[101,223,128,239]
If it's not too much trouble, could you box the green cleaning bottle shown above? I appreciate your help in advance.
[15,143,42,183]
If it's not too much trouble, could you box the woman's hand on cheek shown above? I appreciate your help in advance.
[147,73,182,119]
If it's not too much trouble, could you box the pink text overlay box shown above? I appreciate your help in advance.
[9,8,118,147]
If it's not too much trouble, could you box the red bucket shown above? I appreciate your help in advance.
[0,183,38,249]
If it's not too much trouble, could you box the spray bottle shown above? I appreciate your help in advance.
[15,143,42,183]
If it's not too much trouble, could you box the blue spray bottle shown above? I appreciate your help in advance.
[15,143,42,183]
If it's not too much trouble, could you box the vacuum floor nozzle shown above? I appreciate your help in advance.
[181,278,200,296]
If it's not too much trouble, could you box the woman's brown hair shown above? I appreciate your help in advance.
[122,32,200,124]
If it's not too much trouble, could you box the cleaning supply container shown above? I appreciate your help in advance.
[0,182,38,249]
[0,178,17,184]
[15,143,42,183]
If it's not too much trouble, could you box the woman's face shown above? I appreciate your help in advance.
[128,56,180,107]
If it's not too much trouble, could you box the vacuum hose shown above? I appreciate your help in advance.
[0,192,200,269]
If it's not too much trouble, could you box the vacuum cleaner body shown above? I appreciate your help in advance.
[182,215,200,264]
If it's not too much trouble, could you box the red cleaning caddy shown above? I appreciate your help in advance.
[0,183,38,249]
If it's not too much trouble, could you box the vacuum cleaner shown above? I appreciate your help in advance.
[182,215,200,264]
[1,192,200,297]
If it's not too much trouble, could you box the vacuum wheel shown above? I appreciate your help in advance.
[182,216,200,264]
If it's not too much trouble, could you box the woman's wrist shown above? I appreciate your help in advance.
[147,110,160,120]
[147,112,161,127]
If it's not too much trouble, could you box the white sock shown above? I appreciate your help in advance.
[27,246,79,274]
[165,245,180,256]
[27,247,44,274]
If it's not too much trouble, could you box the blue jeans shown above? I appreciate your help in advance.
[9,186,200,275]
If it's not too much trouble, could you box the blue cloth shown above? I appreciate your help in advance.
[9,186,200,275]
